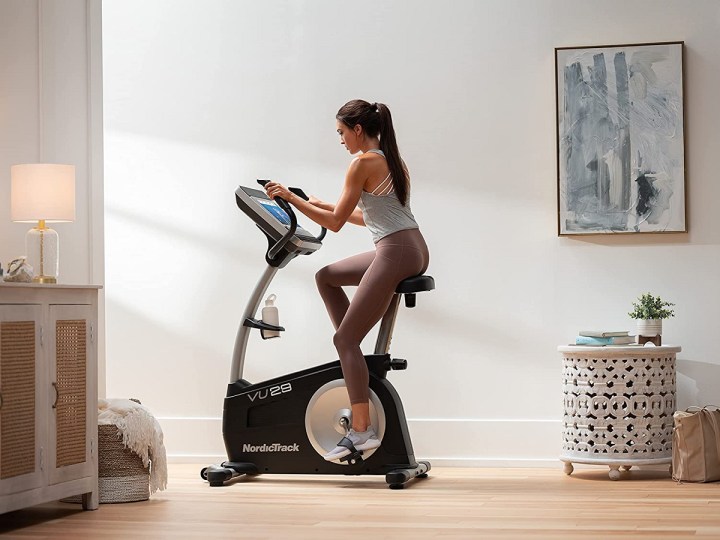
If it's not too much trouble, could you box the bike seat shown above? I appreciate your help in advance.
[395,274,435,294]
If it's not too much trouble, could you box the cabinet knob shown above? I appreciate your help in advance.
[52,382,59,408]
[0,391,3,410]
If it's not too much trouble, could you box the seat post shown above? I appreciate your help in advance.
[374,293,402,355]
[375,274,434,355]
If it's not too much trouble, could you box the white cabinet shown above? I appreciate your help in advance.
[0,284,100,513]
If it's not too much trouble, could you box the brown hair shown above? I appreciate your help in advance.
[336,99,410,206]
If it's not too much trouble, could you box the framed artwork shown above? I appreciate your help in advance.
[555,41,686,235]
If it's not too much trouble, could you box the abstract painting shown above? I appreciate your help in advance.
[556,42,686,235]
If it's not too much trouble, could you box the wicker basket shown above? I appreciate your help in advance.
[62,424,150,504]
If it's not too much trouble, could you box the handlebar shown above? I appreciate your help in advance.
[267,197,297,260]
[257,179,328,247]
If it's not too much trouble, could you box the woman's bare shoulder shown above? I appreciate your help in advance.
[357,151,384,162]
[355,152,387,171]
[348,155,374,172]
[347,153,386,182]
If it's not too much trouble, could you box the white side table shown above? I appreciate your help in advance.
[558,345,680,480]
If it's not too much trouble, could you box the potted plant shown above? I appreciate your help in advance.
[628,292,675,339]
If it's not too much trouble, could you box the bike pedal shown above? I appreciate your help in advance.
[340,450,364,465]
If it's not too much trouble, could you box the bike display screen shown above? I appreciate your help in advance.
[252,196,314,238]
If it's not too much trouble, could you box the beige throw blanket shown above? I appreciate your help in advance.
[98,398,168,493]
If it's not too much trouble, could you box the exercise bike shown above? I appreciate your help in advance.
[201,182,435,489]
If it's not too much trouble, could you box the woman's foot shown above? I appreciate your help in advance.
[323,427,381,461]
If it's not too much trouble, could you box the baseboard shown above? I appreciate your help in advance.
[158,417,564,467]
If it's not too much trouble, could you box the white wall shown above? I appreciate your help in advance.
[0,1,105,388]
[102,0,720,465]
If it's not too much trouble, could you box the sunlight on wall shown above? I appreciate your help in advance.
[104,130,337,412]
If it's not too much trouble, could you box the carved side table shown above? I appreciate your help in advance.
[558,345,680,480]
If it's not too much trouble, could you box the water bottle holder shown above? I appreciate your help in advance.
[243,317,285,338]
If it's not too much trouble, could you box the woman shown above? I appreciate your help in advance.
[263,99,429,461]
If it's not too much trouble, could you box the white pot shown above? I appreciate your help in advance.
[637,319,662,337]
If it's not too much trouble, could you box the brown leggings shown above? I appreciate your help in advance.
[315,228,430,405]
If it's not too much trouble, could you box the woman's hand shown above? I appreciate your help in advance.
[264,182,295,204]
[263,181,362,232]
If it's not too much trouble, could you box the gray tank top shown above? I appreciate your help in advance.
[357,149,419,243]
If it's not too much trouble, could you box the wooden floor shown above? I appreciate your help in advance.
[1,464,719,539]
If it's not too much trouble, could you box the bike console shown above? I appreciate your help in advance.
[235,185,325,267]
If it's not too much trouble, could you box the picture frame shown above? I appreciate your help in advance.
[555,41,686,236]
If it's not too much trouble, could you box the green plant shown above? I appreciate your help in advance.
[628,293,675,320]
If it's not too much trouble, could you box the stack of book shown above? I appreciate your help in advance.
[574,330,637,346]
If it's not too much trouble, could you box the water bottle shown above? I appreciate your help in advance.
[261,294,280,339]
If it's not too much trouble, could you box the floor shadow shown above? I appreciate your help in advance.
[564,468,673,482]
[202,472,428,491]
[0,505,81,534]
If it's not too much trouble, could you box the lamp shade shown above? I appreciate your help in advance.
[11,163,76,222]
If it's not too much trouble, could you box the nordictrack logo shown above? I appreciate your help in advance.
[243,443,300,453]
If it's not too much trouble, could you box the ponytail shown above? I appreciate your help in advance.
[375,103,409,206]
[336,99,410,206]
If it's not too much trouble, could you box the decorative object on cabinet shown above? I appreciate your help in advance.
[556,41,686,235]
[10,164,76,283]
[628,292,675,346]
[3,257,33,283]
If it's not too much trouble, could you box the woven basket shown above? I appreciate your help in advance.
[62,424,150,504]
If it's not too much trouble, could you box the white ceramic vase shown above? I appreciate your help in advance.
[637,319,662,337]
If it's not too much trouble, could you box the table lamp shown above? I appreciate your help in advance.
[10,164,76,283]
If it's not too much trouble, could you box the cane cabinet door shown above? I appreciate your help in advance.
[0,305,44,496]
[47,304,96,485]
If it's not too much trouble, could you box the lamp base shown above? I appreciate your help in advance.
[32,275,57,284]
[26,222,59,284]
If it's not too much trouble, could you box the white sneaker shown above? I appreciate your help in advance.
[323,427,381,461]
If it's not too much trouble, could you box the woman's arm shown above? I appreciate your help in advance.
[310,197,365,226]
[265,159,367,232]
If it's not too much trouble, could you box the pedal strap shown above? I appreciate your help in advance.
[337,437,357,453]
[337,437,364,465]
